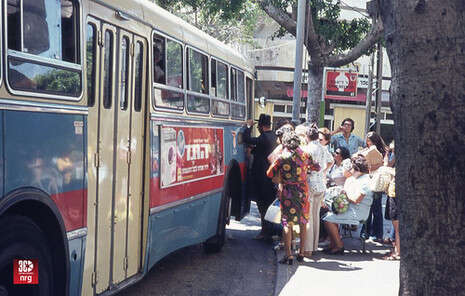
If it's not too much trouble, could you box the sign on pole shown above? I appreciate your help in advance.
[324,69,358,98]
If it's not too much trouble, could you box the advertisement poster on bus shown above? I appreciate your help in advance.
[160,126,224,188]
[325,69,358,98]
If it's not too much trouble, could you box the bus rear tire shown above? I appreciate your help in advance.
[0,215,54,296]
[204,196,230,254]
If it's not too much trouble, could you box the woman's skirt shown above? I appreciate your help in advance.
[280,184,309,227]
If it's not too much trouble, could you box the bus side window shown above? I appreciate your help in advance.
[153,34,184,111]
[103,30,114,109]
[230,68,237,101]
[231,68,246,119]
[7,0,82,97]
[87,23,97,107]
[134,41,143,112]
[187,48,209,114]
[212,59,229,117]
[153,36,166,84]
[166,39,183,89]
[246,77,253,120]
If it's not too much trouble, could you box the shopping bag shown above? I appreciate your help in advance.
[370,166,395,192]
[264,199,281,224]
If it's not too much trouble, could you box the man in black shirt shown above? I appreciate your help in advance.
[243,114,278,240]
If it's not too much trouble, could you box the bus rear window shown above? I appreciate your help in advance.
[7,0,82,98]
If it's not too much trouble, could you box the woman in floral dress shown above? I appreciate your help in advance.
[267,131,312,264]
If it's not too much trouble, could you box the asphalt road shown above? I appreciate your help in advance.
[117,203,276,296]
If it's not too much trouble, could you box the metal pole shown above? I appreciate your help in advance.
[365,53,375,134]
[319,67,327,126]
[375,42,383,134]
[292,0,306,125]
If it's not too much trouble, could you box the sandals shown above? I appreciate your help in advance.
[382,253,400,261]
[296,254,305,262]
[279,255,294,265]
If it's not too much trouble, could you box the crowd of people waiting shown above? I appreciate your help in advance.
[243,115,399,265]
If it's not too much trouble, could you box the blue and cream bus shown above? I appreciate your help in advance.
[0,0,254,295]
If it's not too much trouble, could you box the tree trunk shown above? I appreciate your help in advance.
[306,63,323,123]
[380,0,465,294]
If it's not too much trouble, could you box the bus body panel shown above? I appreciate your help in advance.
[146,191,221,270]
[3,110,86,231]
[149,119,246,209]
[68,236,86,296]
[146,117,247,270]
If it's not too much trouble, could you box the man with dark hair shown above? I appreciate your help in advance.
[243,114,277,240]
[330,117,365,155]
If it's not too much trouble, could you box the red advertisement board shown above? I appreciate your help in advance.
[325,70,358,98]
[160,126,224,188]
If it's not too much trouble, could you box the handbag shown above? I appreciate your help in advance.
[370,166,394,192]
[264,199,281,224]
[387,178,396,198]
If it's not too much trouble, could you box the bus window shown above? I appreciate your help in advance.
[134,41,143,112]
[87,23,97,107]
[246,77,253,119]
[7,0,82,97]
[237,71,245,103]
[212,59,229,117]
[103,30,114,109]
[167,40,183,89]
[153,35,165,84]
[211,59,216,93]
[119,36,129,110]
[187,48,209,114]
[231,68,246,119]
[153,34,184,110]
[230,68,237,101]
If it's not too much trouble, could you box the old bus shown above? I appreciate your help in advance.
[0,0,253,295]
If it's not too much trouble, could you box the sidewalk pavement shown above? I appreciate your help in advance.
[273,236,400,296]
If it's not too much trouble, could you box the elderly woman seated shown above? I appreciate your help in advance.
[322,155,373,255]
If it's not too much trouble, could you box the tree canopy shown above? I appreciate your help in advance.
[155,0,261,44]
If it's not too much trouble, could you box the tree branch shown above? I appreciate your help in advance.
[257,0,296,37]
[326,17,384,67]
[304,3,323,67]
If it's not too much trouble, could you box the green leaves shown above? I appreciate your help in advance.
[155,0,260,44]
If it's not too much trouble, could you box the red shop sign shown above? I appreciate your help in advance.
[325,70,358,98]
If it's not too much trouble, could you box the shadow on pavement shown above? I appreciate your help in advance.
[298,259,362,271]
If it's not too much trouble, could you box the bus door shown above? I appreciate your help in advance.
[88,22,146,293]
[112,30,147,284]
[94,22,117,294]
[126,35,147,280]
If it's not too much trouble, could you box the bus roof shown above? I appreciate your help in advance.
[99,0,254,74]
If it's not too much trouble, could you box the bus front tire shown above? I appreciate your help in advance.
[0,215,54,296]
